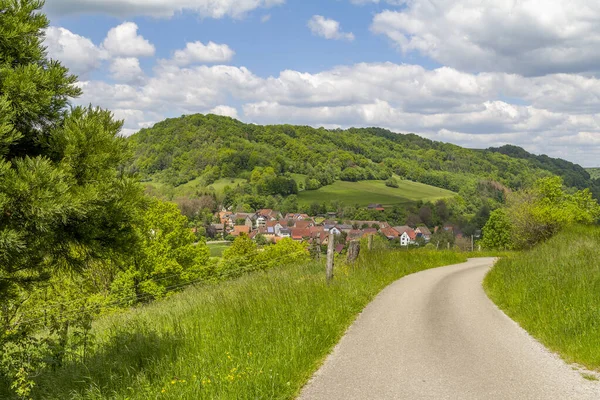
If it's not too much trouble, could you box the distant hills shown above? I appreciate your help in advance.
[128,114,600,205]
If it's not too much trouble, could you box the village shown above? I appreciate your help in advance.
[208,205,468,251]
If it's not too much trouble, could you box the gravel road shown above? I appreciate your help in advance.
[299,258,600,399]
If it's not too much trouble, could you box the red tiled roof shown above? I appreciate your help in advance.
[291,228,311,239]
[232,225,251,236]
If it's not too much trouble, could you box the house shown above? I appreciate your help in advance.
[255,216,267,229]
[256,209,282,221]
[336,224,353,233]
[400,231,411,247]
[328,226,342,235]
[227,213,253,229]
[279,228,291,238]
[394,226,417,244]
[285,213,310,221]
[362,228,378,238]
[218,211,234,224]
[347,230,364,242]
[368,203,385,211]
[381,226,400,240]
[231,225,251,237]
[334,244,345,254]
[211,223,225,236]
[291,228,311,241]
[294,220,314,229]
[415,226,432,242]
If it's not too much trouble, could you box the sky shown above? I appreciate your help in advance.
[42,0,600,167]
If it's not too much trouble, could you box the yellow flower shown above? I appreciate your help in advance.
[171,380,176,385]
[161,389,166,393]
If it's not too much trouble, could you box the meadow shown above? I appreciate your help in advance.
[484,225,600,370]
[208,242,232,257]
[298,179,455,207]
[11,249,467,399]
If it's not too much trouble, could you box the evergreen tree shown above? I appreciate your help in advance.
[0,0,144,334]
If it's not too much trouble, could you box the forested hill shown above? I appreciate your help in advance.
[128,114,599,200]
[488,144,600,194]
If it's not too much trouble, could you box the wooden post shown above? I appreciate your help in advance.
[368,234,374,251]
[347,240,360,263]
[326,232,335,283]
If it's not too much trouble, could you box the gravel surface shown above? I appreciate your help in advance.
[299,258,600,400]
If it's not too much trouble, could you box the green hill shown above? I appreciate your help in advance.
[128,114,599,212]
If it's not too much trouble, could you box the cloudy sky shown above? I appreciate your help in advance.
[44,0,600,167]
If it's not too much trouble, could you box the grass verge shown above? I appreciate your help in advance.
[18,250,466,399]
[484,225,600,370]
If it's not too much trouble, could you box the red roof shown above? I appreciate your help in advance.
[295,220,312,229]
[232,225,251,236]
[381,227,399,238]
[291,228,311,240]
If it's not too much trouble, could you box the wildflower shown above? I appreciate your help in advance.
[161,389,166,393]
[171,380,176,385]
[247,351,253,356]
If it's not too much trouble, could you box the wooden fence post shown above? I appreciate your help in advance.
[347,240,360,263]
[326,232,335,283]
[368,234,374,251]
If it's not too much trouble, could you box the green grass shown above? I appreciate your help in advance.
[208,242,231,257]
[144,177,247,199]
[586,168,600,180]
[484,225,600,370]
[298,179,455,206]
[17,250,467,399]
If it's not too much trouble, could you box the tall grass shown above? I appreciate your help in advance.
[6,250,466,399]
[484,225,600,369]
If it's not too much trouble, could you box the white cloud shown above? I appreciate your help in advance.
[209,105,239,119]
[371,0,600,76]
[308,15,355,41]
[44,0,285,19]
[261,14,271,23]
[170,41,235,66]
[102,22,155,58]
[109,57,145,84]
[44,27,107,77]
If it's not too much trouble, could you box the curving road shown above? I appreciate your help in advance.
[299,258,600,400]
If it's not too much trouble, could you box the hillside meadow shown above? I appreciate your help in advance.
[4,249,467,399]
[484,226,600,370]
[298,179,455,207]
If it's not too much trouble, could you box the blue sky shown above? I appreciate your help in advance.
[43,0,600,166]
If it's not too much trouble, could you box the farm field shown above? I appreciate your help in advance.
[298,179,455,206]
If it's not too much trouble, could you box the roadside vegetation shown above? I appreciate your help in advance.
[1,247,466,399]
[484,226,600,370]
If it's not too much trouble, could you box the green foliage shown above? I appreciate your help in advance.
[7,250,466,399]
[484,226,600,369]
[480,209,514,250]
[507,177,600,249]
[385,177,400,188]
[110,200,211,302]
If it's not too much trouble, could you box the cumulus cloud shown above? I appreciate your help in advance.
[44,27,107,77]
[170,41,235,66]
[109,57,145,84]
[44,0,285,19]
[209,105,239,119]
[308,15,354,41]
[371,0,600,76]
[102,22,155,58]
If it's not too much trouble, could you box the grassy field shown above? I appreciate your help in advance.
[484,225,600,370]
[208,242,231,257]
[298,179,455,206]
[586,168,600,180]
[144,177,247,199]
[15,249,467,399]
